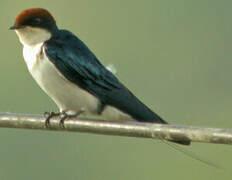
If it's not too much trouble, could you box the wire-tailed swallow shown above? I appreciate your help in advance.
[10,8,190,145]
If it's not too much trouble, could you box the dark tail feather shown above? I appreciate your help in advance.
[169,139,191,146]
[149,112,191,145]
[107,87,191,145]
[150,114,191,145]
[135,108,191,145]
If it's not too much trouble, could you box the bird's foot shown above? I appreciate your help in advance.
[59,108,85,128]
[44,111,60,128]
[44,109,85,128]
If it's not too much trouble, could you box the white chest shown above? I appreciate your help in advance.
[23,43,43,71]
[22,43,100,113]
[22,42,132,120]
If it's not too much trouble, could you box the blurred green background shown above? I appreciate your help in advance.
[0,0,232,179]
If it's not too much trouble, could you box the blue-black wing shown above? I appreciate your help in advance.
[44,30,166,123]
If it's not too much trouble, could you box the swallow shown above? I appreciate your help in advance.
[10,8,190,145]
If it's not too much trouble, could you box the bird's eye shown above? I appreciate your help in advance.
[34,18,42,24]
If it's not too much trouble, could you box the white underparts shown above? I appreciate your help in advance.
[14,26,132,120]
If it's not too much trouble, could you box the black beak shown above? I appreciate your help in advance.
[9,24,24,30]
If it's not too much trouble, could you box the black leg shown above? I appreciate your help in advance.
[59,109,85,128]
[59,111,68,128]
[44,112,60,128]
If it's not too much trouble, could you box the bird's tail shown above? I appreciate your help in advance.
[107,87,191,145]
[169,139,191,145]
[147,112,191,146]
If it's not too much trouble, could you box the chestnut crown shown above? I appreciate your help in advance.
[10,8,57,32]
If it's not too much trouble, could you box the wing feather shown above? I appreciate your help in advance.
[44,30,167,124]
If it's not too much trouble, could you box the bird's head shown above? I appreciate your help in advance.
[10,8,57,46]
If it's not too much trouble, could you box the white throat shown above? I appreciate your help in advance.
[15,26,51,71]
[15,26,51,46]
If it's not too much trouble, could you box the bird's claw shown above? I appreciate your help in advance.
[59,111,68,128]
[59,109,85,128]
[44,111,60,128]
[44,109,85,128]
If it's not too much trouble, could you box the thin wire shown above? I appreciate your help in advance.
[160,139,222,169]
